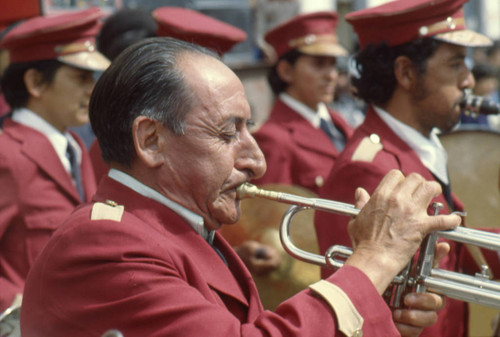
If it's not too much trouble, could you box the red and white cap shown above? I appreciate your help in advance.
[346,0,492,48]
[0,7,110,71]
[264,11,348,59]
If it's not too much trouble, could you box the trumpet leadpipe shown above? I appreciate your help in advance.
[237,182,359,217]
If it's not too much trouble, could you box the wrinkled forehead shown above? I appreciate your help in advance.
[179,53,249,114]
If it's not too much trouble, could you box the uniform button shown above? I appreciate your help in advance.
[105,199,118,207]
[419,25,429,36]
[369,133,380,144]
[304,34,316,44]
[315,176,324,187]
[352,329,363,337]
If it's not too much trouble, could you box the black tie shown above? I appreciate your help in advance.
[431,173,453,211]
[208,230,227,265]
[66,141,85,202]
[320,118,346,151]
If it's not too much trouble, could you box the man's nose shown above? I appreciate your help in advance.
[461,69,475,90]
[236,131,266,180]
[326,67,338,81]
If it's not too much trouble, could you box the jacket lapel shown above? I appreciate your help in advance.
[272,100,339,157]
[5,119,81,203]
[361,108,464,214]
[182,229,250,307]
[95,177,252,308]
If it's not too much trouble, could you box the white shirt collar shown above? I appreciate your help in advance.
[12,107,81,174]
[373,106,449,184]
[108,168,209,240]
[279,92,332,128]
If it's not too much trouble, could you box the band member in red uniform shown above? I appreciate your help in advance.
[20,37,460,337]
[0,8,109,311]
[252,12,354,195]
[314,0,498,336]
[88,6,281,276]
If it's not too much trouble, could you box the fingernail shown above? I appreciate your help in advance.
[393,309,402,319]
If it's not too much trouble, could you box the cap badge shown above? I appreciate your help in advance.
[446,17,456,30]
[55,40,95,55]
[419,26,429,36]
[304,34,317,45]
[418,16,463,37]
[290,34,318,47]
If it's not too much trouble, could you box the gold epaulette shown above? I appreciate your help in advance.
[90,199,124,222]
[351,134,383,162]
[309,280,364,337]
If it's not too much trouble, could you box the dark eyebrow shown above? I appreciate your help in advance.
[450,50,467,61]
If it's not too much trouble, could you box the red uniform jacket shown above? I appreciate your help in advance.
[252,98,353,195]
[21,175,400,337]
[314,106,500,337]
[0,118,96,311]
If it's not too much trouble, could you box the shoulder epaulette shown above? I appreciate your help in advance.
[91,200,124,222]
[351,133,383,162]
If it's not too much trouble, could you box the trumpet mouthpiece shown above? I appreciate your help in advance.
[236,182,259,199]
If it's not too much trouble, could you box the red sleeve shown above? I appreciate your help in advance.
[0,153,22,310]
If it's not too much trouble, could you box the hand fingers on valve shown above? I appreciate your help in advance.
[373,171,460,234]
[434,242,451,268]
[404,292,446,311]
[353,187,370,210]
[393,293,444,337]
[386,172,439,216]
[403,173,461,233]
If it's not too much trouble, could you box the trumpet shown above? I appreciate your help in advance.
[237,183,500,309]
[460,89,500,116]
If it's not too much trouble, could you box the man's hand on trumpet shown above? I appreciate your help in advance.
[344,170,461,293]
[343,170,460,336]
[392,242,449,337]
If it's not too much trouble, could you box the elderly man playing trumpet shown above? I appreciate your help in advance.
[20,37,460,337]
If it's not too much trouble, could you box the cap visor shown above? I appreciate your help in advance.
[58,51,110,72]
[298,42,348,57]
[434,30,493,48]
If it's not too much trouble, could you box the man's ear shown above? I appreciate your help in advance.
[24,68,46,98]
[276,59,294,84]
[132,116,164,168]
[394,55,418,91]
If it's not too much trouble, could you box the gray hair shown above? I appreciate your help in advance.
[89,37,218,166]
